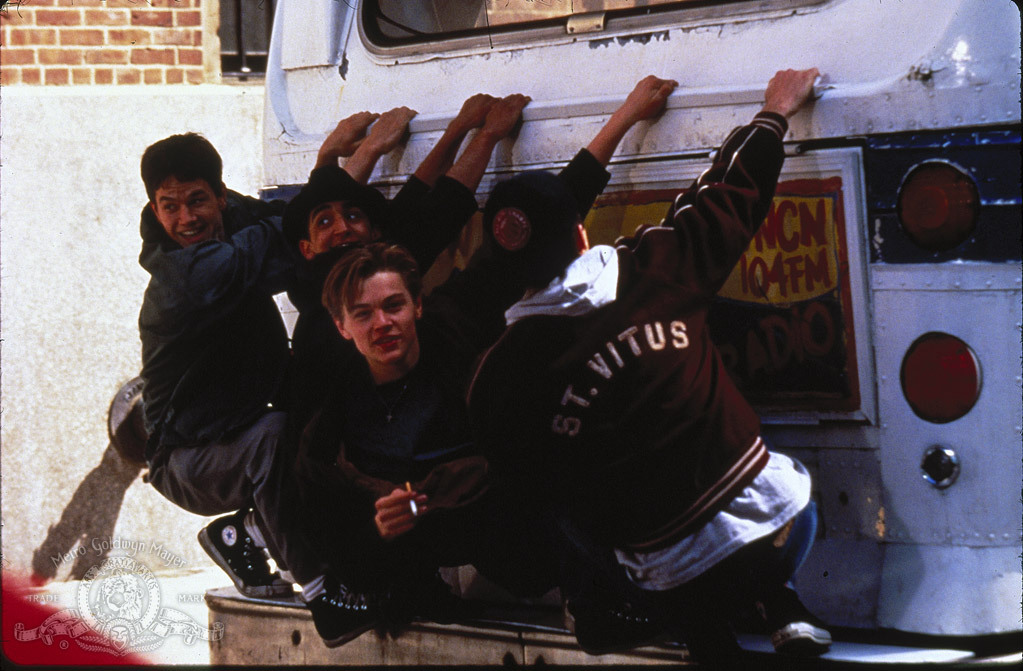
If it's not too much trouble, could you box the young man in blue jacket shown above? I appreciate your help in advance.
[467,68,833,662]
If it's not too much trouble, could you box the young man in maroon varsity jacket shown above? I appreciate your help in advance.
[468,68,832,662]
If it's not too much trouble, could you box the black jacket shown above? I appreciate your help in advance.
[468,113,789,552]
[138,191,294,461]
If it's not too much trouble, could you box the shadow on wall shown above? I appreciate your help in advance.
[31,444,142,583]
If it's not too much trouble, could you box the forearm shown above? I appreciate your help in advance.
[445,129,502,192]
[585,108,638,167]
[412,125,471,187]
[341,140,386,184]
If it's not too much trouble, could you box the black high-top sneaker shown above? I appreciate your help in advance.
[566,595,667,655]
[307,580,378,648]
[198,510,292,598]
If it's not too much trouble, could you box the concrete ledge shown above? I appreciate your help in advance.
[204,587,692,666]
[205,587,1023,667]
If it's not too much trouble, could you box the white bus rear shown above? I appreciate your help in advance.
[263,0,1022,648]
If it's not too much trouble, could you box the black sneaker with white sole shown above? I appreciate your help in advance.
[308,580,378,648]
[197,510,292,598]
[759,586,832,656]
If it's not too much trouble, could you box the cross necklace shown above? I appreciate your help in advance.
[377,382,409,423]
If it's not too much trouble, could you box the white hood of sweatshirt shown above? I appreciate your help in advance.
[504,245,620,325]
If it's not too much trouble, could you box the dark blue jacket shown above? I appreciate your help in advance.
[138,191,295,462]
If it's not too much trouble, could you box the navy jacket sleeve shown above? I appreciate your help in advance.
[139,200,297,330]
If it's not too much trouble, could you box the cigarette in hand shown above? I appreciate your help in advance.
[405,481,418,517]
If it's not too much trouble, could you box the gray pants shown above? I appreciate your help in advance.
[148,412,323,584]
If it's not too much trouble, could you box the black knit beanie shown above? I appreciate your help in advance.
[482,170,581,289]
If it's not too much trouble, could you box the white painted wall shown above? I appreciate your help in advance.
[0,84,265,582]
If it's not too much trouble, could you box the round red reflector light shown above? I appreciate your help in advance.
[897,162,979,251]
[901,332,981,423]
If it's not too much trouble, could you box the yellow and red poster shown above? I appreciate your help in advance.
[584,177,860,411]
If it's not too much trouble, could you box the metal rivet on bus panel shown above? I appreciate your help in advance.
[989,534,996,540]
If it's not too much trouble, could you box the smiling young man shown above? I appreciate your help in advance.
[137,132,299,600]
[149,175,227,246]
[295,243,561,647]
[334,268,423,383]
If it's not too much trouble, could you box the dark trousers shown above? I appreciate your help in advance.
[320,484,560,599]
[148,412,325,585]
[557,502,819,658]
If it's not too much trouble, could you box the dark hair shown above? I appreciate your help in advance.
[321,243,421,321]
[283,165,389,249]
[140,133,224,202]
[482,170,582,290]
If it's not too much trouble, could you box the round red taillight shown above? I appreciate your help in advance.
[896,162,979,251]
[901,333,981,423]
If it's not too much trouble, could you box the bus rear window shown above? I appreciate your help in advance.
[362,0,773,46]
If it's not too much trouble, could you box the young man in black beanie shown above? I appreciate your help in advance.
[468,68,833,663]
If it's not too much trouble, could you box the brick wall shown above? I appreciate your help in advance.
[1,0,209,85]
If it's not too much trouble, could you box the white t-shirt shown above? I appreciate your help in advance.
[614,450,811,591]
